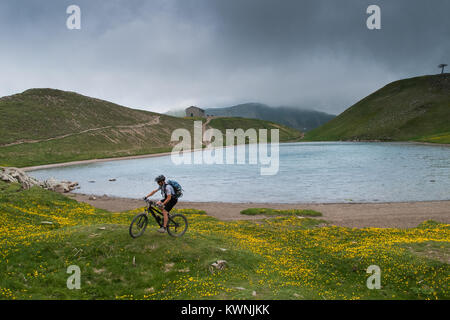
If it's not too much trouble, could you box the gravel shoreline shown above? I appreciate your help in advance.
[67,192,450,229]
[20,151,175,172]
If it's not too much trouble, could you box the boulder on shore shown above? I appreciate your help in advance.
[0,167,78,193]
[40,177,79,193]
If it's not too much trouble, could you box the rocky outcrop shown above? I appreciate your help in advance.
[40,177,79,193]
[0,167,78,192]
[0,166,41,189]
[209,260,228,274]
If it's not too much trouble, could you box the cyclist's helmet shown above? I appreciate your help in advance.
[155,175,165,183]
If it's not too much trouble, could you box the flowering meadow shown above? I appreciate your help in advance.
[0,181,448,300]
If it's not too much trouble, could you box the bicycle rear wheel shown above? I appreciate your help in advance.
[129,213,148,238]
[166,214,188,237]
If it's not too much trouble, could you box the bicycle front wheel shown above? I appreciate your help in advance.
[166,214,188,237]
[129,213,148,238]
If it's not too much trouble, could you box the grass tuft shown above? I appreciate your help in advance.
[240,208,322,217]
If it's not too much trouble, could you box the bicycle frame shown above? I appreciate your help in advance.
[145,201,179,228]
[146,203,164,227]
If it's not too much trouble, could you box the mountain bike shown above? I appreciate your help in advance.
[129,199,188,238]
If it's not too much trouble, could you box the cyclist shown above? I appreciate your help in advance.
[144,175,178,233]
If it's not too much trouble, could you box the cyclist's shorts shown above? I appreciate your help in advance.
[162,197,178,212]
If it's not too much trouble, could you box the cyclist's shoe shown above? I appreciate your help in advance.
[157,227,167,233]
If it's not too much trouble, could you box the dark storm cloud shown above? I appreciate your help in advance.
[0,0,449,114]
[203,0,449,74]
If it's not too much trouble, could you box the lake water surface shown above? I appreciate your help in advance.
[29,142,450,203]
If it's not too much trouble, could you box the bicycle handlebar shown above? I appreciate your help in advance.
[144,198,162,208]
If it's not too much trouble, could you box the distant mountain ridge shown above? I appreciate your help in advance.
[305,74,450,143]
[165,103,335,131]
[204,103,335,132]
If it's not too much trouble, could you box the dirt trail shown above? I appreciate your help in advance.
[68,193,450,229]
[201,116,215,143]
[1,116,160,147]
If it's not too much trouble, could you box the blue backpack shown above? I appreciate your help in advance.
[167,180,183,198]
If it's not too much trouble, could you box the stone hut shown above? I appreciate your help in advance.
[185,106,205,118]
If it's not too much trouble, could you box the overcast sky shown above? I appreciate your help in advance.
[1,0,449,114]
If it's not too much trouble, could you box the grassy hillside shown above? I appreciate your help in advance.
[305,74,450,143]
[0,89,302,167]
[0,89,165,145]
[1,181,449,300]
[207,117,303,143]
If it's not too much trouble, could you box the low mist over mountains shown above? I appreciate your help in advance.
[167,103,335,131]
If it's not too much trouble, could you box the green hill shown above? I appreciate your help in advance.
[0,89,302,167]
[207,117,303,142]
[304,74,450,143]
